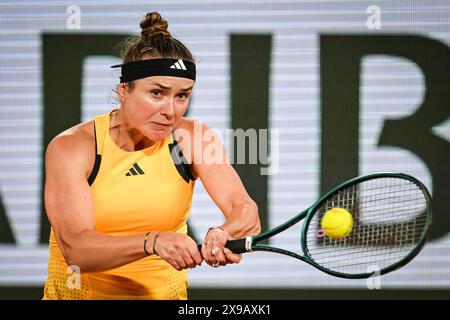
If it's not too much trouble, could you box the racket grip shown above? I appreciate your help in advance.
[196,238,249,253]
[224,239,248,253]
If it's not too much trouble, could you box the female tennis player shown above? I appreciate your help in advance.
[42,12,261,300]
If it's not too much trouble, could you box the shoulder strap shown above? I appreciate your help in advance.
[87,113,108,186]
[93,113,109,156]
[169,131,195,183]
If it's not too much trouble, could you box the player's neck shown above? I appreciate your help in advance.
[110,108,156,151]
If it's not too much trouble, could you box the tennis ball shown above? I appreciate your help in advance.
[321,208,353,239]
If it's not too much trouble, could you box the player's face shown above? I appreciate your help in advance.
[122,76,194,141]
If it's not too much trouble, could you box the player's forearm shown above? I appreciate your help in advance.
[220,201,261,239]
[61,230,158,273]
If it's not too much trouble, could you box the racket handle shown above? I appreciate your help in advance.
[225,239,248,253]
[196,238,249,254]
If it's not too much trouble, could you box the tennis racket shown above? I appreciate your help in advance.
[219,172,432,279]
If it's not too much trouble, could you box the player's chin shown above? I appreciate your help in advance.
[145,128,171,141]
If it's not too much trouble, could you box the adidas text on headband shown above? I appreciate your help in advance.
[111,58,196,83]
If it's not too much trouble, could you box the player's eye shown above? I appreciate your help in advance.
[177,93,190,100]
[150,89,162,97]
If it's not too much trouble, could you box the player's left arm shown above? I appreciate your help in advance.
[185,120,261,266]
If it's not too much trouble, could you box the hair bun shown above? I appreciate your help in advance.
[140,12,171,38]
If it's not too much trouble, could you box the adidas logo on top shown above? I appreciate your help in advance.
[125,163,145,176]
[170,59,187,70]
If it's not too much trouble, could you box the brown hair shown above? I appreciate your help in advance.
[120,12,194,73]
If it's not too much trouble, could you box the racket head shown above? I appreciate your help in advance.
[301,172,432,279]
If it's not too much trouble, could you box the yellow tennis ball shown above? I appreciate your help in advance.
[321,208,353,239]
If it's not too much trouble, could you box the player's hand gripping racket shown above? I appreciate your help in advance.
[217,173,432,279]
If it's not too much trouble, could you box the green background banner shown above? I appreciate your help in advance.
[0,1,449,299]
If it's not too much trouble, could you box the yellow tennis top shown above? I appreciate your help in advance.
[43,112,195,300]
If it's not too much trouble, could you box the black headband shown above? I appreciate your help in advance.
[111,58,196,82]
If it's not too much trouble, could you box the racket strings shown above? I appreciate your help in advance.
[317,245,413,263]
[305,177,429,275]
[310,225,427,256]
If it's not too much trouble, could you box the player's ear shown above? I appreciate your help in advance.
[118,83,128,102]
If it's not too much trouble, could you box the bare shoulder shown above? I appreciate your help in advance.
[174,117,198,133]
[175,117,216,139]
[176,117,225,147]
[45,120,96,177]
[173,117,215,149]
[175,118,227,167]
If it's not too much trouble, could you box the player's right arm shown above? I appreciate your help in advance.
[44,127,202,272]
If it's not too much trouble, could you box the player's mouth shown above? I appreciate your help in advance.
[152,122,172,129]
